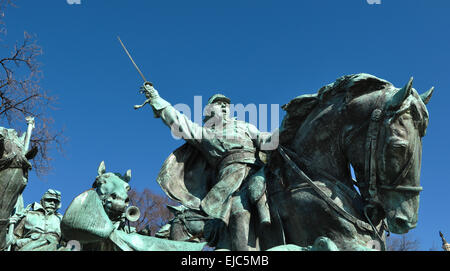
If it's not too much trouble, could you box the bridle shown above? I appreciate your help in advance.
[359,90,423,242]
[363,95,423,205]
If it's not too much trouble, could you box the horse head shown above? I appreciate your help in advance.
[92,161,131,222]
[277,73,432,246]
[342,75,432,234]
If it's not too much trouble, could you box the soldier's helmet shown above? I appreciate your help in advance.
[40,189,62,210]
[207,94,231,105]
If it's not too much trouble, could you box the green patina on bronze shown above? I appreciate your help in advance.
[7,189,64,251]
[139,73,433,251]
[0,123,37,251]
[61,161,205,251]
[140,85,276,250]
[0,73,433,251]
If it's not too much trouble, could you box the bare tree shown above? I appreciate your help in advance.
[128,188,176,236]
[0,0,65,176]
[386,233,420,251]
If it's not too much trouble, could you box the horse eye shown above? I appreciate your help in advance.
[392,142,408,149]
[389,138,409,149]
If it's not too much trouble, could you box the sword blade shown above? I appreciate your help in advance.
[117,36,147,82]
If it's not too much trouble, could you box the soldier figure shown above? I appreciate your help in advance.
[139,84,277,250]
[7,189,63,251]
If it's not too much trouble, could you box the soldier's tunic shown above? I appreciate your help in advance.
[152,97,272,222]
[13,202,62,251]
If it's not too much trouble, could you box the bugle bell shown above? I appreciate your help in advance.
[125,206,140,222]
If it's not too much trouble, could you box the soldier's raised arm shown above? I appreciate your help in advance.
[139,84,210,145]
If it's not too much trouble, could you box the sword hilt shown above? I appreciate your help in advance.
[135,81,154,109]
[139,81,153,94]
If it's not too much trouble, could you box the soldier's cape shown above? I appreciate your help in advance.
[156,143,214,211]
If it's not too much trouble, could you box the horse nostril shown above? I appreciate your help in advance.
[395,217,408,228]
[111,193,117,200]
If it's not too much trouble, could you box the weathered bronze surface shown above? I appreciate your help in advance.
[139,73,432,250]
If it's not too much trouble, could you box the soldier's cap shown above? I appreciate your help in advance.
[207,94,231,105]
[41,189,61,202]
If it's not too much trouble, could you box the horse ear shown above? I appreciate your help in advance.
[124,169,131,183]
[387,77,413,109]
[98,161,106,176]
[420,87,434,105]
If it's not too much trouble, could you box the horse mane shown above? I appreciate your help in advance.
[279,73,392,145]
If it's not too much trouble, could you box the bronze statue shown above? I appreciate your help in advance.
[61,161,206,251]
[7,189,63,251]
[136,73,433,250]
[138,84,276,250]
[0,118,38,250]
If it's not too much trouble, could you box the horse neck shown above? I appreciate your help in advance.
[290,105,353,187]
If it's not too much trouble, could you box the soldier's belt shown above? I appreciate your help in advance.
[219,150,256,168]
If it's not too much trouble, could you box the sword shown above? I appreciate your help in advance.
[117,36,155,112]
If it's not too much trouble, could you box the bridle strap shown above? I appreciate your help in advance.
[364,86,386,203]
[378,136,422,192]
[364,101,423,197]
[379,185,423,192]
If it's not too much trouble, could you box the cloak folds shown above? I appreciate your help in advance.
[156,143,214,212]
[157,143,264,222]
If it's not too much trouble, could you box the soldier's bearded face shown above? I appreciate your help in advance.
[42,198,58,214]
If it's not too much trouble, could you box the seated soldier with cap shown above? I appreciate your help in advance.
[7,189,64,251]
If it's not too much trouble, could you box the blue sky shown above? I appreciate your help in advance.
[4,0,450,250]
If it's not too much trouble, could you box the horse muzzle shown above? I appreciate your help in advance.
[386,211,418,234]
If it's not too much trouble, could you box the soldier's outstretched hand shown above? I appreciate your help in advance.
[140,83,160,100]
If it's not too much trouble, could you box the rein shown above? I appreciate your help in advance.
[278,146,375,233]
